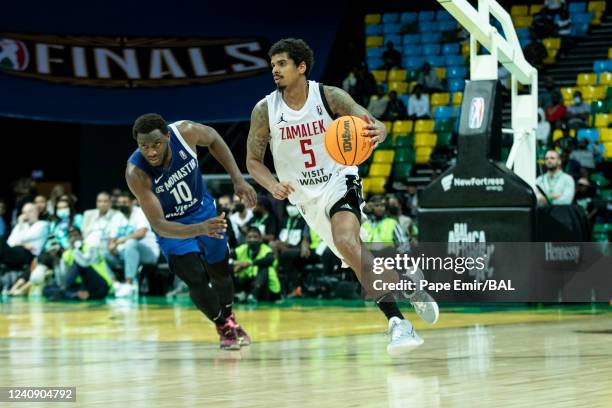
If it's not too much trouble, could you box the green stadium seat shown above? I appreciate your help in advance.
[436,132,453,147]
[434,120,453,133]
[392,163,413,181]
[394,148,415,163]
[591,100,607,114]
[394,135,412,148]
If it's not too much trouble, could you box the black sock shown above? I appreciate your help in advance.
[204,254,234,320]
[376,292,404,320]
[222,303,233,320]
[212,310,226,326]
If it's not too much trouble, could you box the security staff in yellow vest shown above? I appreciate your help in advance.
[59,227,113,300]
[362,195,408,245]
[232,227,281,303]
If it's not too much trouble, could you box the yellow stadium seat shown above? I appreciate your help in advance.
[383,121,392,134]
[513,16,533,28]
[431,92,450,106]
[594,113,610,128]
[387,69,407,82]
[387,81,408,94]
[461,42,470,58]
[569,129,576,138]
[560,87,575,102]
[452,92,463,105]
[362,177,371,194]
[415,147,433,164]
[414,132,437,147]
[529,4,544,14]
[577,73,597,86]
[594,85,606,100]
[414,119,434,133]
[604,143,612,160]
[365,14,382,24]
[369,163,392,177]
[600,73,612,85]
[511,5,528,16]
[543,38,561,50]
[435,67,446,79]
[366,36,384,48]
[372,150,395,164]
[407,81,418,93]
[371,70,388,83]
[589,2,606,25]
[392,120,413,135]
[580,86,597,102]
[599,128,612,143]
[552,129,564,142]
[544,48,558,65]
[609,47,612,59]
[368,177,387,193]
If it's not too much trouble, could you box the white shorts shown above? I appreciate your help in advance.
[295,173,367,264]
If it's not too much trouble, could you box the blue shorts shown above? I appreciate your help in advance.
[156,204,228,264]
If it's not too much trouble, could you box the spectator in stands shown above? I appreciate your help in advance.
[0,203,48,270]
[355,64,377,106]
[417,62,443,92]
[47,184,66,216]
[574,177,597,221]
[382,91,408,121]
[367,86,389,120]
[539,77,561,110]
[10,178,36,227]
[561,148,582,180]
[543,0,566,17]
[536,150,575,206]
[536,107,551,146]
[531,11,556,38]
[342,67,357,95]
[232,227,281,303]
[382,41,402,70]
[248,195,279,243]
[82,191,126,253]
[272,204,316,298]
[398,182,419,219]
[556,9,572,36]
[387,195,418,242]
[216,195,237,248]
[545,92,567,129]
[229,197,253,245]
[34,195,51,222]
[0,199,6,239]
[569,138,601,171]
[46,197,83,251]
[524,33,548,70]
[106,192,160,298]
[48,227,112,301]
[566,91,590,129]
[362,195,408,245]
[407,84,431,120]
[110,187,122,210]
[302,225,339,277]
[498,66,511,94]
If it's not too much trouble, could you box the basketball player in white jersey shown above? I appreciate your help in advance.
[246,38,439,356]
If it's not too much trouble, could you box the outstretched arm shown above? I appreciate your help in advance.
[178,121,257,208]
[246,99,294,200]
[125,164,227,239]
[323,85,387,146]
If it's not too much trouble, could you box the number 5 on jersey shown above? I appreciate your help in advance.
[300,139,316,169]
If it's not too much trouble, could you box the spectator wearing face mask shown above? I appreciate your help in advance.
[566,91,590,130]
[362,195,408,245]
[247,195,280,243]
[229,197,253,245]
[46,198,83,251]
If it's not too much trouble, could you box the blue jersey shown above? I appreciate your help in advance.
[128,122,214,220]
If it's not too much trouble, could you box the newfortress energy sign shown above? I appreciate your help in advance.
[0,34,269,87]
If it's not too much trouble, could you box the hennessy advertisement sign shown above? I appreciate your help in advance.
[0,33,269,87]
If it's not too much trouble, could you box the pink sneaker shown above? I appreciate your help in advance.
[230,313,251,346]
[216,319,240,350]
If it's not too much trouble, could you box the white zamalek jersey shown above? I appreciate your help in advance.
[266,81,358,205]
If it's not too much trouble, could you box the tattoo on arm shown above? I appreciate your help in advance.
[324,86,370,118]
[247,100,271,162]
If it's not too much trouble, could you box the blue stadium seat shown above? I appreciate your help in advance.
[577,128,599,143]
[365,25,382,36]
[422,44,441,55]
[516,28,530,39]
[420,21,438,32]
[367,47,384,58]
[402,34,420,44]
[572,12,593,24]
[382,13,400,23]
[436,10,453,21]
[383,23,402,35]
[442,43,460,55]
[384,34,402,46]
[424,55,445,67]
[568,2,586,13]
[448,79,465,93]
[367,58,383,70]
[434,106,454,120]
[399,94,410,107]
[420,32,441,43]
[519,37,531,48]
[593,60,612,73]
[447,66,467,79]
[404,57,424,70]
[570,23,590,36]
[400,12,418,23]
[455,107,461,131]
[418,11,435,22]
[445,55,465,66]
[438,20,457,31]
[402,44,422,56]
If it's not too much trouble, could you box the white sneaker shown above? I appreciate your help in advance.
[115,283,136,298]
[386,317,424,356]
[409,290,439,325]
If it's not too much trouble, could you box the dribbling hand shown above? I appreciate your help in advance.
[271,181,295,200]
[200,212,227,239]
[361,114,386,148]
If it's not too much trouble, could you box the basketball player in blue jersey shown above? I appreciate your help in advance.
[246,38,439,356]
[126,114,257,350]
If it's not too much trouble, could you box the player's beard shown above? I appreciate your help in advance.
[277,84,286,91]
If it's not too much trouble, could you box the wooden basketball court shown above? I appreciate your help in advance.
[1,298,611,407]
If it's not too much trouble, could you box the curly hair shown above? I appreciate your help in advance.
[268,38,315,76]
[132,113,167,140]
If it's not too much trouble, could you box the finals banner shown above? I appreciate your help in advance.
[0,1,344,124]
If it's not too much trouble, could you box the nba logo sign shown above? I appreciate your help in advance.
[468,97,485,129]
[316,105,323,116]
[179,150,187,160]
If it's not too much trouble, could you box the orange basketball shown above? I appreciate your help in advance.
[324,116,373,166]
